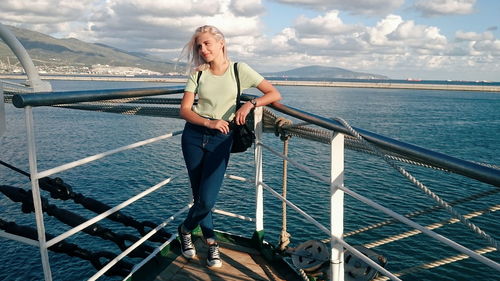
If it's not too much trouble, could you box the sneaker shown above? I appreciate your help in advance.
[178,225,196,259]
[206,243,222,268]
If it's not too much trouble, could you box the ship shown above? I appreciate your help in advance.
[1,23,499,281]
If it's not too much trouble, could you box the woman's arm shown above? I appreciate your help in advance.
[180,91,231,134]
[234,79,281,125]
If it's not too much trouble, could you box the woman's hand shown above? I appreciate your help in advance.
[234,102,254,125]
[206,119,230,134]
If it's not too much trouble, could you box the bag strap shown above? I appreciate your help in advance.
[196,70,202,84]
[234,62,241,107]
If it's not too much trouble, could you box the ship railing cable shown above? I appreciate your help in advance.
[267,100,500,187]
[258,141,500,272]
[265,109,499,248]
[334,117,499,251]
[262,108,465,172]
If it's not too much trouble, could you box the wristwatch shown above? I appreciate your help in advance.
[250,98,257,108]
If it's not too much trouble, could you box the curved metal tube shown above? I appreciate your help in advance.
[0,23,52,92]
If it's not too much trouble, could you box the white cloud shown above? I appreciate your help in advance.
[455,31,495,41]
[294,10,361,37]
[0,0,95,21]
[80,0,265,60]
[452,31,500,57]
[414,0,476,17]
[0,0,97,35]
[387,21,448,51]
[229,0,265,16]
[365,14,404,46]
[272,0,404,15]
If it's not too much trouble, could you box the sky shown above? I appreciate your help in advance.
[1,0,499,81]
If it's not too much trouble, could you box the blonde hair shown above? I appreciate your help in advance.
[180,25,229,74]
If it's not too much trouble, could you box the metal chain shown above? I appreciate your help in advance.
[334,117,499,250]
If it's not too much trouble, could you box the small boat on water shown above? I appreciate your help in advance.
[1,23,499,281]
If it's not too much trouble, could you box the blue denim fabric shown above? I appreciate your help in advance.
[181,122,233,239]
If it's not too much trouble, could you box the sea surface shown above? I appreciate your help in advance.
[1,79,499,281]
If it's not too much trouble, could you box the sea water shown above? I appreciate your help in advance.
[0,80,499,280]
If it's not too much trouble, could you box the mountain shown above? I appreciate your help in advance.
[0,25,178,74]
[263,65,388,79]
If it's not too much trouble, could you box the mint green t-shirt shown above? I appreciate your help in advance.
[184,62,264,121]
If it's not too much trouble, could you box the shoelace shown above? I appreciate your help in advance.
[180,233,194,250]
[208,244,220,260]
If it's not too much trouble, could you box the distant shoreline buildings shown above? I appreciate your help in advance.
[0,58,181,76]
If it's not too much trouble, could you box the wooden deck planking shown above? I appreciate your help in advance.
[155,238,287,281]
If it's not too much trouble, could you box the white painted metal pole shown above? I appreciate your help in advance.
[330,132,345,281]
[254,107,264,231]
[0,85,5,137]
[25,106,52,281]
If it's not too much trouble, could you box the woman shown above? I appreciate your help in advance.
[178,25,281,268]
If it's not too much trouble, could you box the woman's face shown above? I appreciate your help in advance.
[196,32,224,63]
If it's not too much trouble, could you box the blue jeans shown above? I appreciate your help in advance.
[181,122,233,239]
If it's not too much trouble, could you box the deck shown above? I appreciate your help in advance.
[154,237,296,281]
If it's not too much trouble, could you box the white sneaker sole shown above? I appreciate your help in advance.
[207,260,222,268]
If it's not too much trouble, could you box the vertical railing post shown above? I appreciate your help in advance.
[254,107,264,234]
[330,132,344,281]
[25,106,52,281]
[1,85,5,137]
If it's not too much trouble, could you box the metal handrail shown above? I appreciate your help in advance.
[266,101,500,187]
[12,86,184,108]
[12,87,499,187]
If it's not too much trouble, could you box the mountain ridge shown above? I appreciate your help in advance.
[0,25,178,74]
[263,65,388,79]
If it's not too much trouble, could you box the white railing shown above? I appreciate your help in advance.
[250,106,500,281]
[4,90,499,281]
[9,104,188,281]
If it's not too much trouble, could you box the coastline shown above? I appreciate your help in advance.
[2,74,500,92]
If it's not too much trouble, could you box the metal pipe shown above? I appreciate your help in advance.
[0,23,52,92]
[25,106,52,281]
[37,130,182,179]
[330,133,345,281]
[46,176,175,248]
[12,86,184,108]
[267,102,500,187]
[254,107,265,232]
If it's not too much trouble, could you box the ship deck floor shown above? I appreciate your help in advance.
[154,237,289,281]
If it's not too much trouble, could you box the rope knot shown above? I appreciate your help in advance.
[274,117,293,141]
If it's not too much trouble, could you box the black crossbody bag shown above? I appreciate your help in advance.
[196,62,255,153]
